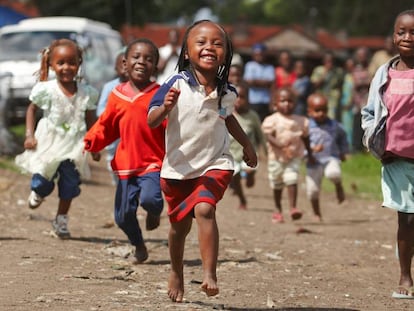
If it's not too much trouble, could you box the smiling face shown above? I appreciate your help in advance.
[49,45,81,84]
[393,13,414,58]
[124,41,157,89]
[185,21,227,76]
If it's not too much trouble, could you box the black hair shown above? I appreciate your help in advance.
[177,19,233,109]
[37,38,82,81]
[395,9,414,24]
[125,38,160,66]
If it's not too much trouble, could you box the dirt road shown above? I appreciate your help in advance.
[0,158,412,310]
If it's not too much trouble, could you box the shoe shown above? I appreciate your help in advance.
[28,191,44,209]
[290,208,303,221]
[52,215,71,239]
[133,243,148,264]
[145,213,160,231]
[392,286,414,299]
[272,212,284,223]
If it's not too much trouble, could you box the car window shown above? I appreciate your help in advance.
[0,31,75,61]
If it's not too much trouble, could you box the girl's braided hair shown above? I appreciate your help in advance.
[37,38,83,82]
[176,19,233,109]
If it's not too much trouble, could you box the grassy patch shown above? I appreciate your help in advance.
[322,152,382,201]
[0,156,19,172]
[9,124,25,142]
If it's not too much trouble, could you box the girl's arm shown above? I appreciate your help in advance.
[23,103,38,150]
[85,110,101,161]
[226,114,257,168]
[85,110,97,130]
[147,87,180,128]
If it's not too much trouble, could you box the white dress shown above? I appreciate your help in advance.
[15,80,98,180]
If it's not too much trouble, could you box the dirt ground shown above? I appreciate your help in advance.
[0,156,413,311]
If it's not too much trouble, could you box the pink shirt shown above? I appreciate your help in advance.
[384,67,414,159]
[262,112,309,163]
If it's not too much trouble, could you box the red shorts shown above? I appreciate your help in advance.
[161,169,233,223]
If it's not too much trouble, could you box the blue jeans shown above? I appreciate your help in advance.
[114,172,163,246]
[31,160,81,200]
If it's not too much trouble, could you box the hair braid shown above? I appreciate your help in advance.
[177,20,234,109]
[35,38,83,82]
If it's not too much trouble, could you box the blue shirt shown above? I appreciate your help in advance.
[97,78,120,116]
[308,118,349,165]
[243,61,274,105]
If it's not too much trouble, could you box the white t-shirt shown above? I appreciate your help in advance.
[149,70,236,179]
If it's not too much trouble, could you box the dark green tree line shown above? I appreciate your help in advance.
[32,0,414,36]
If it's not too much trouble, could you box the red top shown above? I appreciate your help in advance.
[274,67,297,89]
[84,81,166,179]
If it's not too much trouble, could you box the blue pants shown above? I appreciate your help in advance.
[31,160,81,200]
[114,172,163,246]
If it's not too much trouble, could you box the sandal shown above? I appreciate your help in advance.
[272,212,284,223]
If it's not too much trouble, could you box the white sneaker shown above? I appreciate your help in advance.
[28,191,44,209]
[52,215,71,239]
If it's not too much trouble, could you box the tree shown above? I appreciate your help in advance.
[32,0,414,36]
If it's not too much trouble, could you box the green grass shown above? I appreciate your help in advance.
[322,152,382,201]
[9,124,25,139]
[1,124,24,172]
[0,141,384,200]
[0,156,19,171]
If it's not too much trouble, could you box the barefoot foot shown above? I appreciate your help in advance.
[168,271,184,302]
[200,276,219,297]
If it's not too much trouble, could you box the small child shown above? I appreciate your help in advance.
[15,38,100,239]
[96,48,128,185]
[262,86,314,223]
[306,93,349,221]
[361,9,414,298]
[84,38,166,264]
[147,20,257,302]
[228,63,244,86]
[229,81,265,209]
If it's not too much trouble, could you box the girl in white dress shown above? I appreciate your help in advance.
[15,38,100,239]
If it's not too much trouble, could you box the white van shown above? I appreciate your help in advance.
[0,16,124,125]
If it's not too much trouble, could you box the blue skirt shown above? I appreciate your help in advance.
[382,159,414,213]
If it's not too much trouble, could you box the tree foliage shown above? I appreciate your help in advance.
[32,0,414,36]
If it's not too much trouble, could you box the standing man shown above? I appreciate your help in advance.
[243,43,275,122]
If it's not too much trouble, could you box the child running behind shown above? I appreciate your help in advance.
[147,20,257,302]
[84,38,166,264]
[361,9,414,299]
[96,47,128,185]
[306,93,349,221]
[15,38,100,239]
[229,81,265,210]
[262,86,314,223]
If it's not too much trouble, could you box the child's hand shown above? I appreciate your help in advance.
[313,144,324,153]
[243,144,258,168]
[91,152,101,162]
[164,87,180,111]
[282,145,294,160]
[307,154,317,166]
[23,136,37,150]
